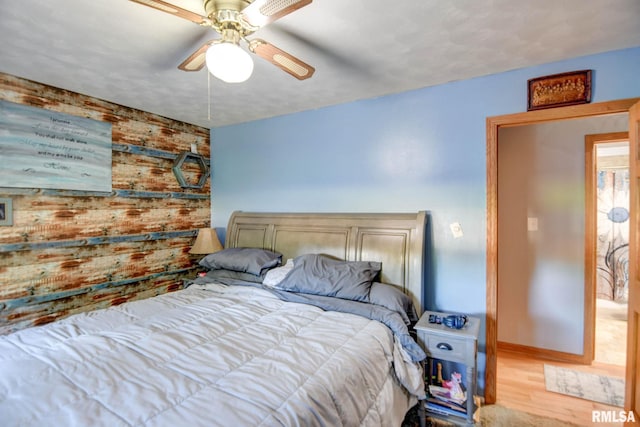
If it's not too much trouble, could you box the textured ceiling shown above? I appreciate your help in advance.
[1,0,639,128]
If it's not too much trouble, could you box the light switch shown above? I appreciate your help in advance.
[190,143,198,154]
[450,222,463,239]
[527,217,538,231]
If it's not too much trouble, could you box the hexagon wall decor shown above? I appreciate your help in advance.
[172,151,210,189]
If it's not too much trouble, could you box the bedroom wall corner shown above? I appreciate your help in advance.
[0,73,211,333]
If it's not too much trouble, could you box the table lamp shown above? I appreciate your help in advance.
[190,228,223,255]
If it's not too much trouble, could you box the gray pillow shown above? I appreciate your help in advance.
[275,254,381,302]
[368,282,418,325]
[199,248,282,276]
[201,268,266,283]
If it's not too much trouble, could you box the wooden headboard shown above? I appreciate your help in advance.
[225,211,427,313]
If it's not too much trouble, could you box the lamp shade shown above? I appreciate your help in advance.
[206,42,254,83]
[190,228,224,254]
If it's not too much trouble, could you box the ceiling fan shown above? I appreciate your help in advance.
[130,0,315,83]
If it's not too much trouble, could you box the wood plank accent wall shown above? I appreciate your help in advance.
[0,73,211,333]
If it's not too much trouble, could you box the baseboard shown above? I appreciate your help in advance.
[497,341,588,364]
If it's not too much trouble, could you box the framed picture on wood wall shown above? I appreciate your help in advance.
[527,70,592,111]
[0,198,13,226]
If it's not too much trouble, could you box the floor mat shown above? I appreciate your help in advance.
[543,364,624,407]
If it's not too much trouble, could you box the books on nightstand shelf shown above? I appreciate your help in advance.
[425,401,465,418]
[425,358,469,416]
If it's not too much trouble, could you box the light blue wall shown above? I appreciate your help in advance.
[211,47,640,390]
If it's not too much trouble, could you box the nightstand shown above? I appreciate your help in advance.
[414,311,480,425]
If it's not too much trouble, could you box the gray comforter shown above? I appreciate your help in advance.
[192,276,426,363]
[0,284,423,426]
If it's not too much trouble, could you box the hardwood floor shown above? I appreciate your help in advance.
[496,348,626,426]
[497,300,626,426]
[493,298,629,426]
[595,299,627,366]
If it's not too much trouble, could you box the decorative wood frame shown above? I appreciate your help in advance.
[527,70,592,111]
[172,151,210,189]
[0,197,12,226]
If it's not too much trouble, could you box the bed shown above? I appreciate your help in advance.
[0,211,428,426]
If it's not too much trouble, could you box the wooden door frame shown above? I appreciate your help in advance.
[585,132,629,364]
[485,98,640,404]
[626,101,640,423]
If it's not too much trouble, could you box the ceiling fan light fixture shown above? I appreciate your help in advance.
[206,42,254,83]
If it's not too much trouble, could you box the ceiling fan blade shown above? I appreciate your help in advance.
[130,0,211,25]
[178,41,214,71]
[269,24,372,76]
[241,0,312,28]
[248,39,314,80]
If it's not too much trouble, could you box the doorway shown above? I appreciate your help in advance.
[496,116,628,363]
[586,134,629,367]
[484,98,640,405]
